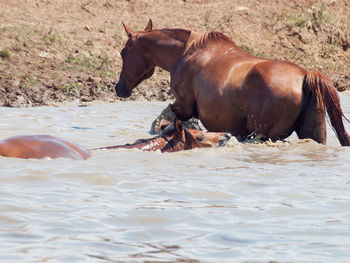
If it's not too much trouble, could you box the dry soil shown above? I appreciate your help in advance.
[0,0,349,107]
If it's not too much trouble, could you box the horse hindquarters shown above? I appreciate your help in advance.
[295,72,350,146]
[241,62,304,141]
[294,80,327,144]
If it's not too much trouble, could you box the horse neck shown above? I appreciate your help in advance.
[143,28,191,71]
[99,136,168,151]
[133,136,168,151]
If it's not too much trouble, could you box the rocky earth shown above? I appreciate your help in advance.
[0,0,349,107]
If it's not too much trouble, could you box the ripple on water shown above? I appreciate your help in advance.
[1,100,350,261]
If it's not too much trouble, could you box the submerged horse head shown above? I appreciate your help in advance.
[96,119,232,152]
[115,19,156,97]
[161,120,232,152]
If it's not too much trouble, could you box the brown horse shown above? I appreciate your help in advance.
[115,19,350,146]
[0,135,91,160]
[95,119,231,152]
[0,121,230,159]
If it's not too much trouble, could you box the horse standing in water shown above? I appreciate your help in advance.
[95,119,232,152]
[115,19,350,146]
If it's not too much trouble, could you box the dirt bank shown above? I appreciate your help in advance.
[0,0,349,107]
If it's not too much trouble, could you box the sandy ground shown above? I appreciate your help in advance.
[0,0,349,107]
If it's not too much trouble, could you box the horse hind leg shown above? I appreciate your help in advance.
[295,94,327,144]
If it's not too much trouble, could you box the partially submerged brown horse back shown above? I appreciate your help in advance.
[115,20,350,146]
[95,120,231,152]
[0,135,91,160]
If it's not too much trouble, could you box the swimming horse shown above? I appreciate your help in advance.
[115,19,350,146]
[0,135,91,160]
[95,119,232,152]
[0,120,230,159]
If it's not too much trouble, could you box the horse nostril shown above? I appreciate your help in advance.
[115,82,120,92]
[115,82,131,98]
[218,133,232,146]
[225,133,232,140]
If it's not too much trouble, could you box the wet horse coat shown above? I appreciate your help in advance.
[0,121,229,159]
[115,20,350,146]
[95,120,231,152]
[0,135,91,160]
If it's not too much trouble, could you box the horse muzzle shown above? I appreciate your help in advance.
[115,82,132,98]
[217,133,233,146]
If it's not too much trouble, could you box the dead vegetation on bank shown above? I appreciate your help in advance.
[0,0,349,107]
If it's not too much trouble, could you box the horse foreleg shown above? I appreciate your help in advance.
[171,97,196,121]
[150,102,201,134]
[150,104,177,134]
[171,96,203,131]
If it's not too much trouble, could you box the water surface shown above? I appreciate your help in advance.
[1,95,350,262]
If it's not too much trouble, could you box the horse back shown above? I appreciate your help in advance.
[0,135,90,160]
[244,60,306,93]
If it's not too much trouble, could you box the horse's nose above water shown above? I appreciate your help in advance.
[218,133,232,146]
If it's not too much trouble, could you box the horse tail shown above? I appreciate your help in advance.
[303,71,350,146]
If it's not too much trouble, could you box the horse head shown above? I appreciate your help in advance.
[115,19,155,98]
[94,119,232,152]
[161,119,232,152]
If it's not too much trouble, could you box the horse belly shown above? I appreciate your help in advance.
[197,100,246,136]
[201,115,246,137]
[192,71,247,135]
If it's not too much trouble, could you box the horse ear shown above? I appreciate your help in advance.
[122,21,134,38]
[144,19,153,31]
[174,119,184,133]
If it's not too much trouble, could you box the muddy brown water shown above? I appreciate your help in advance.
[1,94,350,262]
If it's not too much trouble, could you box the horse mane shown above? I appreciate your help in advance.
[134,136,161,144]
[153,28,237,54]
[184,31,236,53]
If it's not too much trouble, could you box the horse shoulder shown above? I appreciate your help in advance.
[170,56,197,99]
